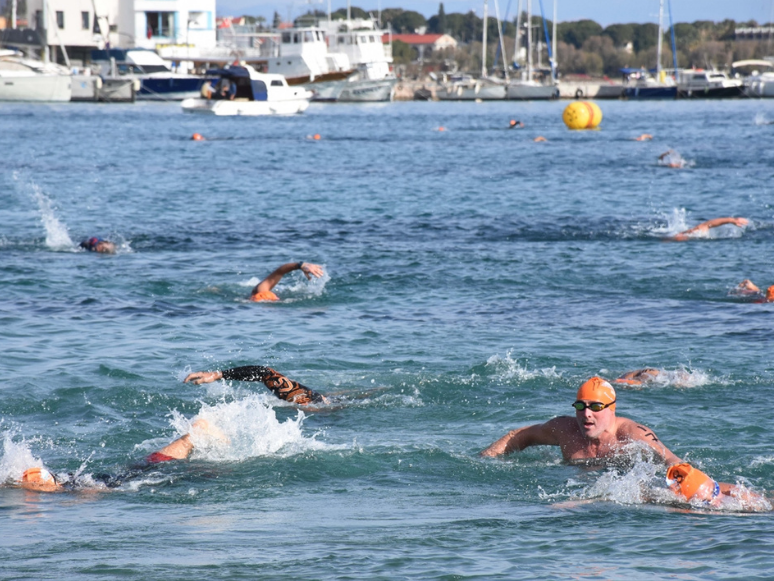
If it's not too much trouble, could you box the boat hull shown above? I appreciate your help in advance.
[624,86,677,99]
[677,86,744,99]
[506,82,558,100]
[181,97,310,116]
[436,83,506,100]
[138,76,204,101]
[310,78,396,102]
[0,73,71,102]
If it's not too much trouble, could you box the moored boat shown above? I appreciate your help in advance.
[0,49,71,102]
[181,65,312,116]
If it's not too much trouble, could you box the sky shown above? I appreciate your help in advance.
[216,0,774,26]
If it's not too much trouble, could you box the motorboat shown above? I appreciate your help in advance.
[0,49,71,102]
[677,69,744,99]
[91,49,204,100]
[181,65,312,115]
[733,59,774,98]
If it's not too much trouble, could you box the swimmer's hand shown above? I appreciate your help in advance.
[300,262,324,280]
[732,217,749,227]
[184,370,223,384]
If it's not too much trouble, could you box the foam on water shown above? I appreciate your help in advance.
[485,351,562,382]
[139,394,335,463]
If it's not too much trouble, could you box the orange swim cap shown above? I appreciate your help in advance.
[250,290,279,302]
[21,467,59,492]
[766,286,774,302]
[576,377,616,406]
[191,133,204,141]
[666,463,719,502]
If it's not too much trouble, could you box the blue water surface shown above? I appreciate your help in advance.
[1,98,773,580]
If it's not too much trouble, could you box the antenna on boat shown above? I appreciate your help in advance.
[527,0,532,82]
[552,0,557,81]
[513,0,522,74]
[656,0,664,79]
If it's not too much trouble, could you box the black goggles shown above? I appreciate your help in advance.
[572,400,615,412]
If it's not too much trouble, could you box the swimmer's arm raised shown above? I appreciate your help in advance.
[481,419,563,457]
[184,365,272,384]
[254,262,324,295]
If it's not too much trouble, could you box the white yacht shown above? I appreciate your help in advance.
[181,65,312,116]
[0,49,71,102]
[435,74,506,100]
[677,69,744,99]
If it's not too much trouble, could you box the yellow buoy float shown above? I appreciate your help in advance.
[562,101,603,130]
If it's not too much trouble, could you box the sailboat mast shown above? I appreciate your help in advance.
[514,0,522,74]
[552,0,557,80]
[656,0,664,78]
[481,0,488,78]
[527,0,532,82]
[494,0,508,80]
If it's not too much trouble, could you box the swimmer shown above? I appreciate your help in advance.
[533,136,547,142]
[481,377,765,505]
[665,217,749,242]
[79,237,116,254]
[18,418,228,493]
[634,133,653,141]
[509,119,525,129]
[657,149,686,168]
[191,132,205,141]
[666,462,764,508]
[614,368,660,386]
[248,261,324,302]
[185,365,328,406]
[729,280,774,303]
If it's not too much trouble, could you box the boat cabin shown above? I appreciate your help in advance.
[204,65,288,101]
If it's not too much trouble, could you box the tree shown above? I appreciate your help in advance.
[602,23,634,47]
[391,10,427,33]
[632,22,658,53]
[437,3,447,34]
[557,19,603,49]
[331,7,370,20]
[272,11,281,29]
[391,39,416,64]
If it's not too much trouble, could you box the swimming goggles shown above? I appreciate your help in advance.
[572,401,615,412]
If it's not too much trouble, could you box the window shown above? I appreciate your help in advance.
[82,11,90,30]
[146,12,174,38]
[56,11,64,29]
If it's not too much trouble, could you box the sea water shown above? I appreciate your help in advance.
[1,98,773,579]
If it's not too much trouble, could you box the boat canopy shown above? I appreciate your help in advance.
[205,66,268,101]
[731,59,774,69]
[620,67,657,75]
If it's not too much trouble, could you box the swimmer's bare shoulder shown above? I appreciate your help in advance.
[616,417,682,464]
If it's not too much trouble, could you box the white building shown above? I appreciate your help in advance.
[22,0,216,66]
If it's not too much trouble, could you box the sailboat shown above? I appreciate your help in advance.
[436,0,506,100]
[506,0,559,100]
[623,0,677,99]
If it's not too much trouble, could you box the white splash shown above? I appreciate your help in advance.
[485,351,562,381]
[140,393,335,463]
[0,432,48,485]
[29,180,75,250]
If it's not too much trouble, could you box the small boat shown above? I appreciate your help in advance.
[0,49,71,102]
[677,69,744,99]
[622,68,677,99]
[181,65,312,116]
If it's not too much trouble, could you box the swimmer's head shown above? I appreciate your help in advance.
[766,286,774,302]
[80,237,116,254]
[667,463,719,503]
[21,467,60,492]
[576,377,616,410]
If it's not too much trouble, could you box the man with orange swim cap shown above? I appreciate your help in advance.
[665,217,748,242]
[481,377,765,505]
[249,261,324,302]
[481,376,682,464]
[729,280,774,303]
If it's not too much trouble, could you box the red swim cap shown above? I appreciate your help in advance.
[576,376,616,406]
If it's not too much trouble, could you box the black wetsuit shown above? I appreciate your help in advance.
[221,366,325,405]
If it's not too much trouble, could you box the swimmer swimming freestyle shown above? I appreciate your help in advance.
[249,261,324,302]
[18,418,227,492]
[79,237,116,254]
[665,217,749,241]
[185,366,328,405]
[729,279,774,303]
[481,377,765,506]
